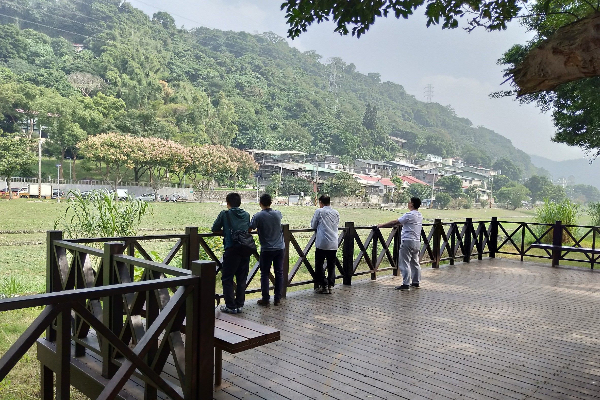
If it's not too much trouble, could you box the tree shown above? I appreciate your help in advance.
[281,0,524,39]
[492,174,512,192]
[407,183,431,200]
[268,175,312,197]
[0,137,35,199]
[80,133,137,192]
[569,184,600,203]
[524,175,565,203]
[492,158,522,181]
[436,175,463,198]
[496,184,530,209]
[434,192,452,209]
[323,172,362,197]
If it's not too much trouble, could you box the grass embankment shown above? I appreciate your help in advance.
[0,199,561,398]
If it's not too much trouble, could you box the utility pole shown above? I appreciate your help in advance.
[424,84,434,103]
[56,164,61,203]
[38,122,42,198]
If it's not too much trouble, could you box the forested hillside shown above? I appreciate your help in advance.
[0,0,538,175]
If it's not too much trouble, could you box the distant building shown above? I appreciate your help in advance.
[426,154,443,163]
[353,174,396,195]
[73,43,85,52]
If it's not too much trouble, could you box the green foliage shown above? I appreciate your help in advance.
[496,184,530,210]
[322,172,362,197]
[436,175,463,198]
[407,183,431,200]
[434,192,452,209]
[267,175,312,197]
[524,175,565,203]
[535,199,579,243]
[54,190,151,238]
[568,184,600,204]
[587,203,600,226]
[390,189,409,204]
[493,158,522,181]
[0,2,540,176]
[281,0,524,38]
[492,174,512,193]
[0,137,35,197]
[0,276,26,298]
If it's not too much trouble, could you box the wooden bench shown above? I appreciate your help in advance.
[213,310,280,386]
[530,243,600,266]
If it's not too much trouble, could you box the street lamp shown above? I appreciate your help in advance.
[56,164,61,203]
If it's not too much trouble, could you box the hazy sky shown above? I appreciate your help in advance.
[130,0,586,161]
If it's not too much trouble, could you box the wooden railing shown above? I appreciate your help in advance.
[0,230,216,399]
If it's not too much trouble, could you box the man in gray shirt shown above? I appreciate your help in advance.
[311,195,340,294]
[251,194,285,306]
[378,197,423,291]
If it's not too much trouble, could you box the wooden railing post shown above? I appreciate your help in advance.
[46,230,63,342]
[489,217,498,259]
[449,223,456,266]
[477,222,484,260]
[56,305,71,400]
[102,242,125,378]
[552,221,563,267]
[463,218,472,263]
[188,260,216,399]
[184,226,200,270]
[343,222,355,285]
[393,225,402,276]
[282,224,290,298]
[371,227,378,280]
[432,219,442,268]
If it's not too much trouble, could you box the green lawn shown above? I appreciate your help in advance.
[0,199,583,398]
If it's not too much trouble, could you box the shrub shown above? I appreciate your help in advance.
[54,190,151,238]
[535,199,579,243]
[588,202,600,226]
[434,192,451,209]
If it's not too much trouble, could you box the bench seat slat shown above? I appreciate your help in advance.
[530,244,600,254]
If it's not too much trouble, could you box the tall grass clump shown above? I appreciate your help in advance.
[535,199,579,243]
[588,202,600,226]
[54,190,151,238]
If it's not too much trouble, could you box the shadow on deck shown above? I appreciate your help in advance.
[215,259,600,400]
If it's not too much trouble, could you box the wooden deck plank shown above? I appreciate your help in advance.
[217,259,600,400]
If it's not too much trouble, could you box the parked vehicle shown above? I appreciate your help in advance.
[52,189,65,199]
[28,184,52,199]
[161,193,187,202]
[135,193,155,202]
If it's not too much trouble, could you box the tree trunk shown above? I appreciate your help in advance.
[513,12,600,95]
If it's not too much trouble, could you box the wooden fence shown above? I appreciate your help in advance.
[2,217,600,398]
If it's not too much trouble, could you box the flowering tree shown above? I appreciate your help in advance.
[185,145,234,197]
[217,146,259,188]
[79,133,137,192]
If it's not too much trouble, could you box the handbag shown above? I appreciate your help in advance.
[225,211,256,256]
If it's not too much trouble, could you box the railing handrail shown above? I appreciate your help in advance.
[0,276,195,312]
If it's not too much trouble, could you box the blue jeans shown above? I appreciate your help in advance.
[259,249,285,301]
[221,247,250,309]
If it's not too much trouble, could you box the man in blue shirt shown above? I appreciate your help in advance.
[311,195,340,294]
[250,193,285,306]
[378,197,423,291]
[212,193,251,314]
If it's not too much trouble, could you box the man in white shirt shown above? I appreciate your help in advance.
[311,195,340,294]
[377,197,423,291]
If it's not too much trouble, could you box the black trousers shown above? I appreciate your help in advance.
[221,247,250,309]
[259,249,285,301]
[315,248,337,288]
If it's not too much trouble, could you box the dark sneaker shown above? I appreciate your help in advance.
[328,286,333,294]
[317,286,330,294]
[314,285,322,293]
[220,305,238,314]
[236,306,243,313]
[411,283,420,288]
[395,285,410,291]
[273,299,281,306]
[257,299,270,307]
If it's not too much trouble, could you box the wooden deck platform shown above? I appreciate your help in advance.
[214,259,600,399]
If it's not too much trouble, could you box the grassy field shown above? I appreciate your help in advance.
[0,198,587,398]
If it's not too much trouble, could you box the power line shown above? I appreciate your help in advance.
[0,12,94,40]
